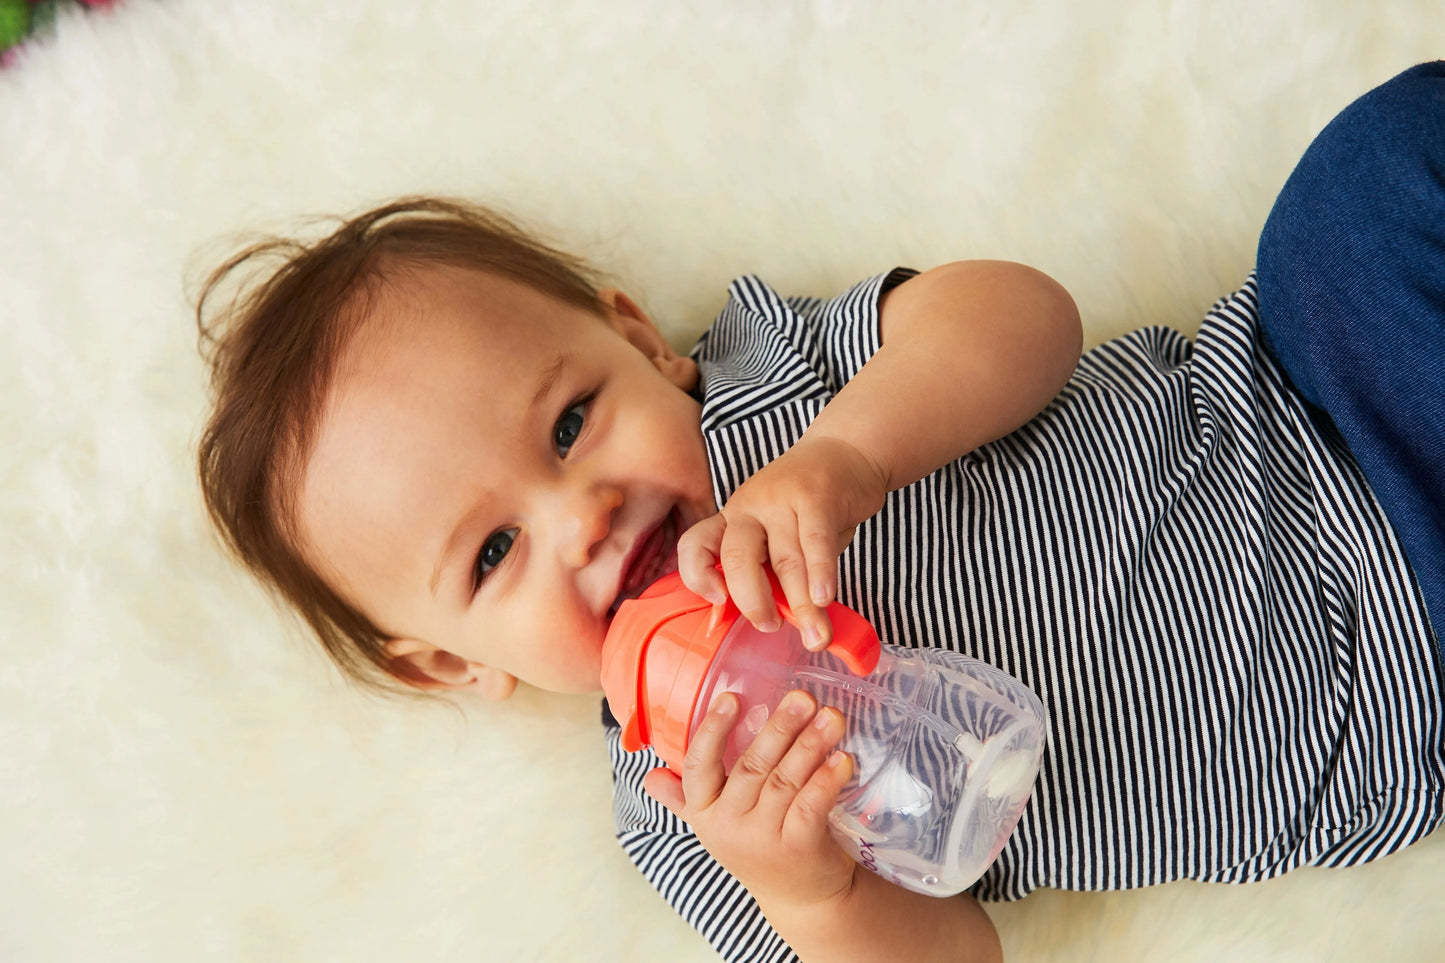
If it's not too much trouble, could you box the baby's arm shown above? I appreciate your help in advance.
[644,690,1003,963]
[680,260,1082,643]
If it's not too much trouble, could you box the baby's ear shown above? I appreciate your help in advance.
[599,288,698,392]
[383,639,518,700]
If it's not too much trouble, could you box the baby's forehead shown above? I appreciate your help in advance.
[332,261,615,390]
[302,268,558,507]
[354,260,600,345]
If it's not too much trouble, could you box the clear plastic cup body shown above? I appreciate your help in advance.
[689,621,1046,897]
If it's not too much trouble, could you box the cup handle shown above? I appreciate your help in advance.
[817,603,882,676]
[703,563,882,676]
[764,568,881,676]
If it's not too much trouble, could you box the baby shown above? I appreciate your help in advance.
[197,65,1445,962]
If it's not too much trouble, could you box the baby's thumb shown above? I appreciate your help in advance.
[677,513,728,605]
[642,767,687,817]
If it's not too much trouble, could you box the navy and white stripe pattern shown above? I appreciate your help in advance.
[604,270,1445,962]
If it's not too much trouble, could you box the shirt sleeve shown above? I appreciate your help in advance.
[780,266,917,391]
[604,708,799,963]
[693,268,916,404]
[691,268,918,505]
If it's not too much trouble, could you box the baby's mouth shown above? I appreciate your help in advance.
[609,510,679,616]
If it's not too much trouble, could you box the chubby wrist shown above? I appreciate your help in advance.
[756,871,1003,963]
[751,869,863,955]
[791,429,892,505]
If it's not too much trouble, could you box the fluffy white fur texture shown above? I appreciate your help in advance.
[1,1,1441,960]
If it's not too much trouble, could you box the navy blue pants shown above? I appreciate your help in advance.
[1257,62,1445,655]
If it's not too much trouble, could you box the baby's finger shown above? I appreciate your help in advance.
[641,767,687,817]
[768,540,833,652]
[722,690,817,809]
[717,516,780,631]
[784,745,854,843]
[795,505,842,611]
[677,514,728,605]
[679,691,738,808]
[753,704,848,826]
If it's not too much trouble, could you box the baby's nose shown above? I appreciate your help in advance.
[558,484,623,568]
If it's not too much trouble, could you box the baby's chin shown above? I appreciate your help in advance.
[533,666,607,697]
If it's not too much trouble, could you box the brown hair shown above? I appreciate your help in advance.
[195,196,605,691]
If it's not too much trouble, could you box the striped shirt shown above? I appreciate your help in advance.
[604,270,1445,962]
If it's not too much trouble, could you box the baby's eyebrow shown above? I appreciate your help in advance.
[431,515,474,597]
[531,351,570,409]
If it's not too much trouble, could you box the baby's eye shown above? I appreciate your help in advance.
[553,400,588,457]
[473,529,517,590]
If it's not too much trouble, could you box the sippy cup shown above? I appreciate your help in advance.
[600,570,1047,897]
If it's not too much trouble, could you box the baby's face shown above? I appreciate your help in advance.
[296,264,716,695]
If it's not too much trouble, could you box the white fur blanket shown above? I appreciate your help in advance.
[2,1,1441,959]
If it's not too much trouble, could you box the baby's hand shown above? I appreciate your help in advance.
[642,690,859,911]
[678,434,887,649]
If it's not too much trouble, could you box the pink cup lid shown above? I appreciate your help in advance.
[600,570,881,770]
